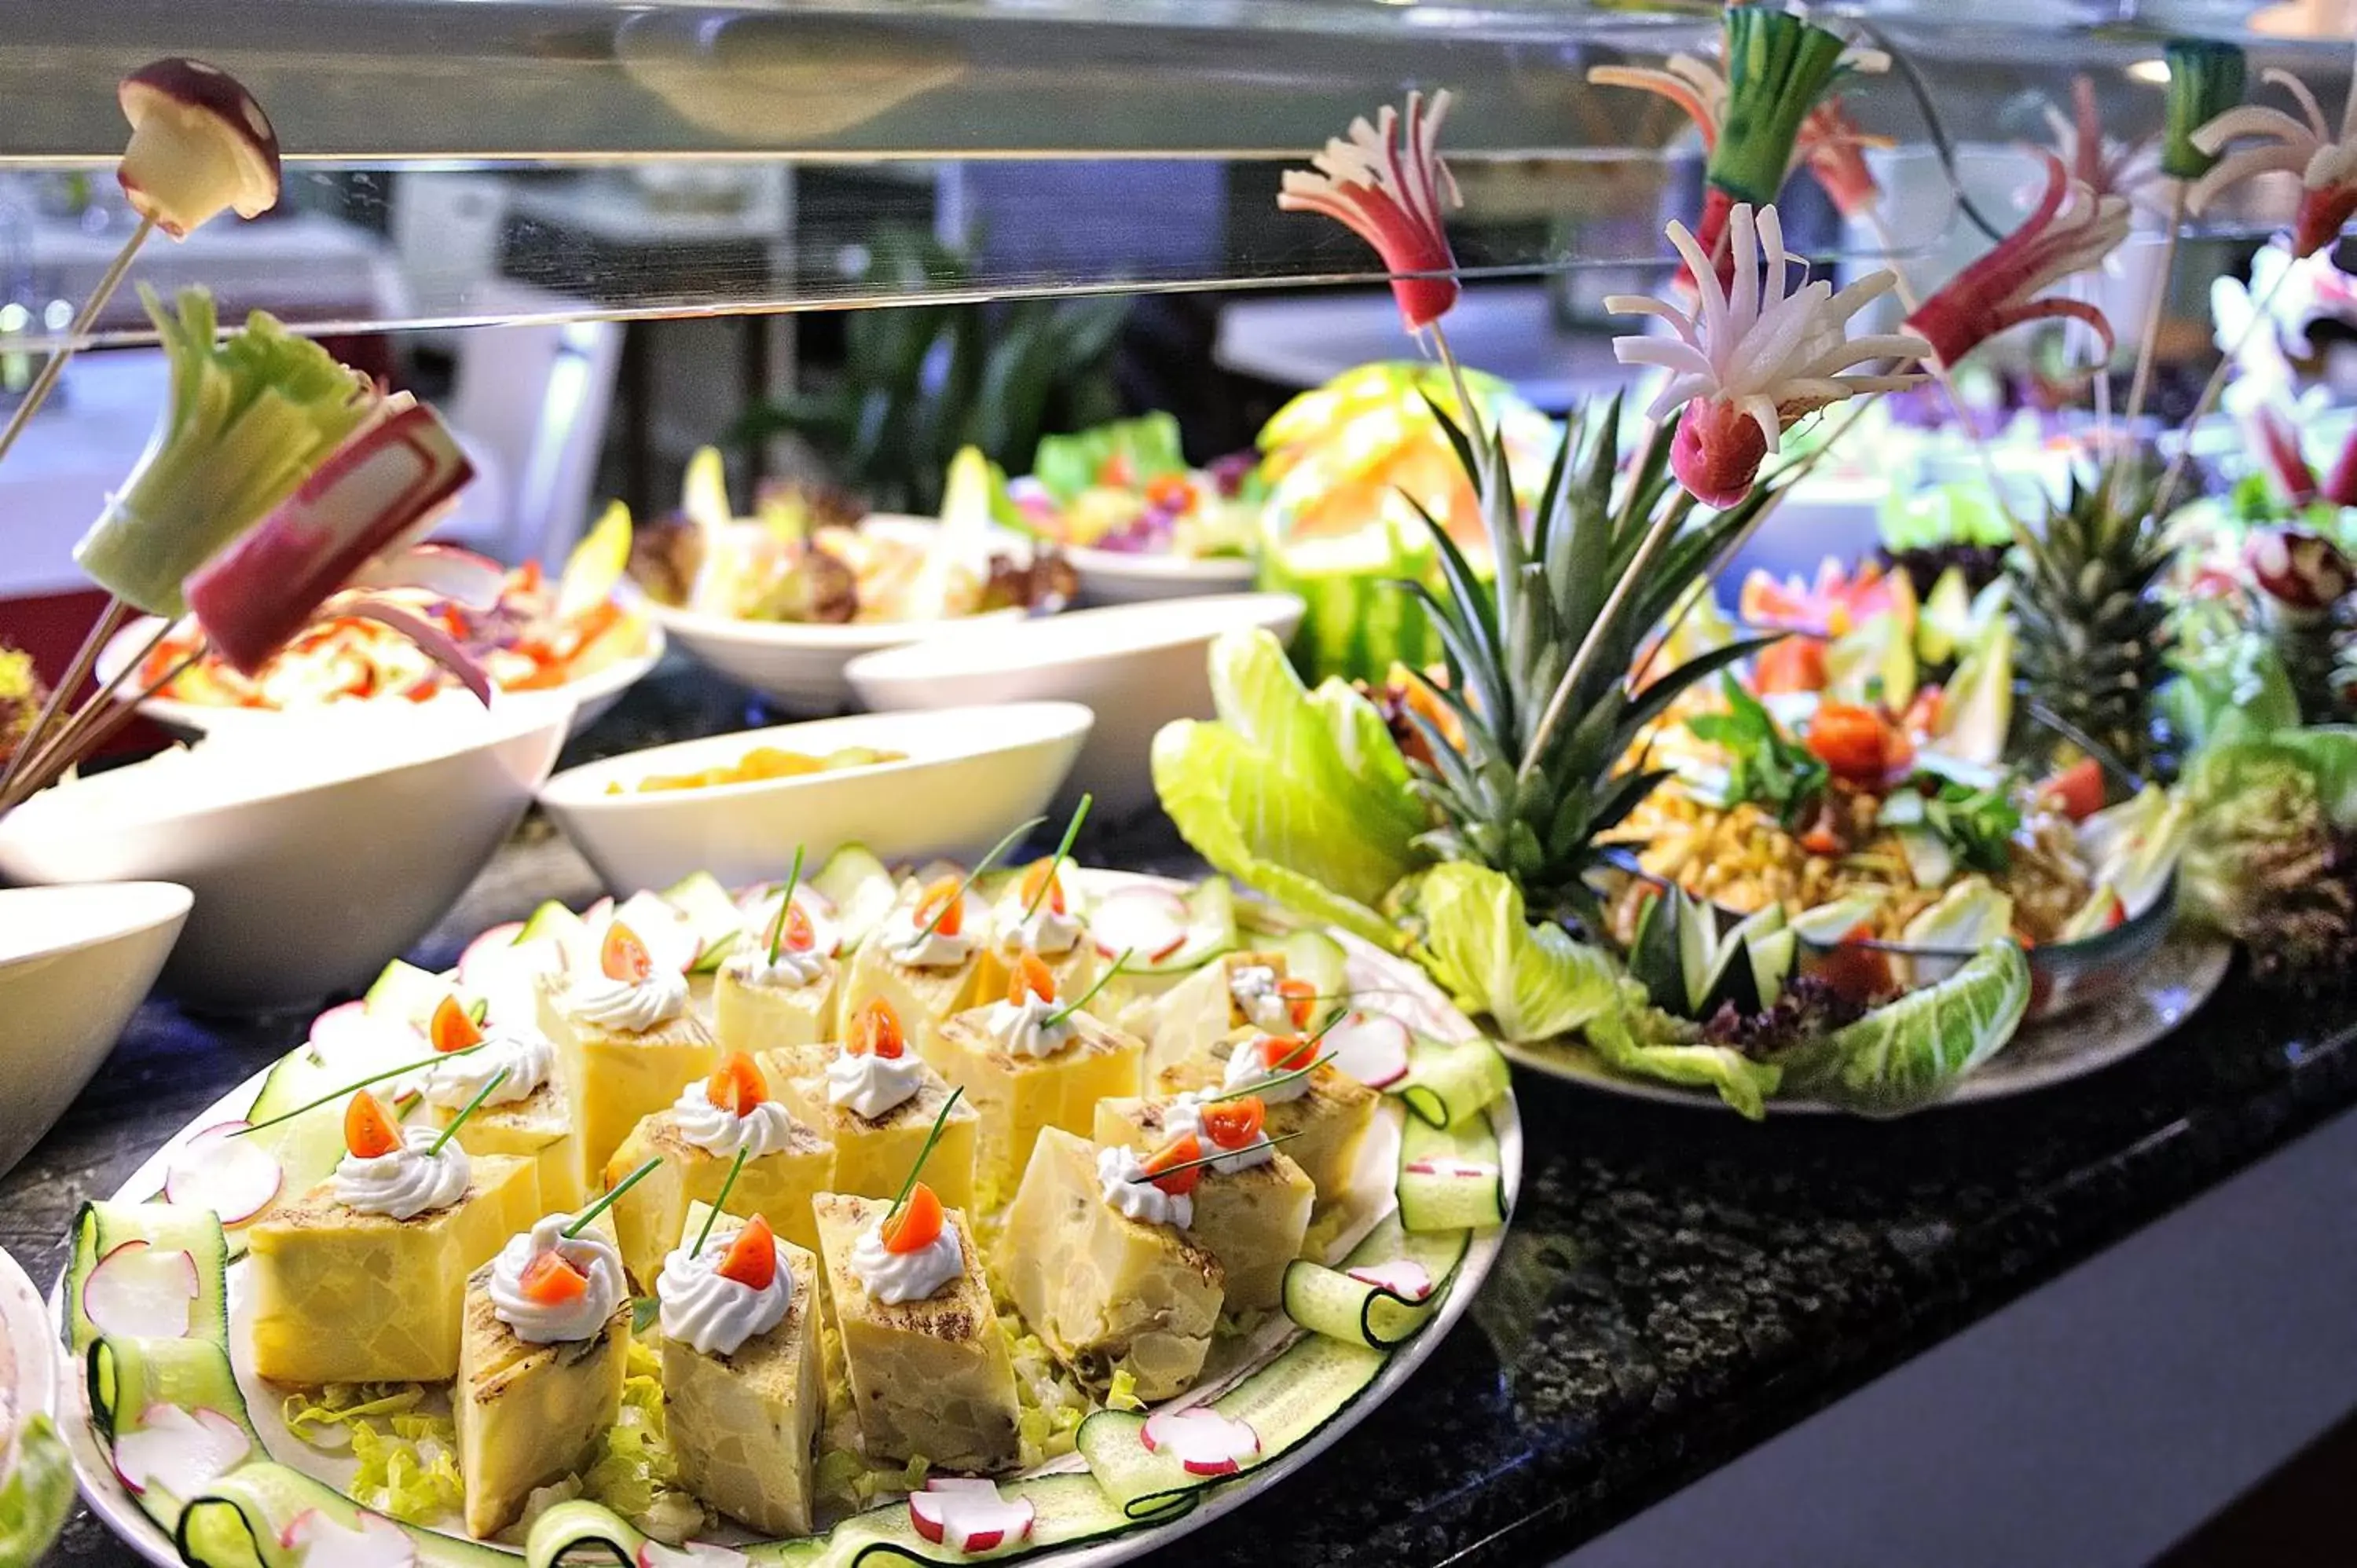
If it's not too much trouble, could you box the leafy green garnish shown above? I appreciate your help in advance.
[1033,412,1188,505]
[1409,862,1623,1042]
[0,1415,75,1566]
[1583,981,1783,1119]
[1777,941,2031,1115]
[1879,779,2021,874]
[1686,675,1827,823]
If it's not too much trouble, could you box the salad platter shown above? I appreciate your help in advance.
[46,848,1518,1568]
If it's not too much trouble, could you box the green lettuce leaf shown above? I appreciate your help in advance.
[1152,628,1428,949]
[1409,863,1622,1041]
[1778,940,2031,1115]
[1584,984,1783,1120]
[1032,413,1187,504]
[0,1415,75,1568]
[2163,628,2299,755]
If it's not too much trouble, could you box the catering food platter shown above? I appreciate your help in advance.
[47,861,1519,1568]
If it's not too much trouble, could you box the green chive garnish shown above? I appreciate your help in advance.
[920,819,1045,938]
[1044,949,1131,1028]
[565,1156,662,1238]
[768,844,808,965]
[1023,794,1092,921]
[1129,1127,1310,1185]
[427,1068,508,1156]
[1203,1052,1336,1105]
[232,1044,486,1137]
[692,1147,753,1258]
[882,1086,964,1232]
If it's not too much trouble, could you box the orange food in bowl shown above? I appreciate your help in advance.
[610,744,906,794]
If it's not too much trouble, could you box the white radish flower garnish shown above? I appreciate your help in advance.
[1140,1407,1261,1477]
[279,1508,416,1568]
[636,1541,750,1568]
[1089,888,1191,963]
[1609,201,1927,507]
[1406,1157,1498,1181]
[82,1240,200,1340]
[163,1122,282,1226]
[1320,1012,1412,1089]
[907,1478,1038,1552]
[1347,1260,1437,1302]
[112,1404,249,1497]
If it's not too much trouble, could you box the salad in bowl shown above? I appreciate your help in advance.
[996,414,1260,603]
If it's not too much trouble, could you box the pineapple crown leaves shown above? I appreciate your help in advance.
[1387,390,1781,917]
[2011,467,2177,771]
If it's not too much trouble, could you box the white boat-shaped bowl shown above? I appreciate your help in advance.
[1064,543,1258,606]
[93,613,664,742]
[537,702,1094,892]
[845,593,1303,819]
[0,881,191,1175]
[0,703,568,1013]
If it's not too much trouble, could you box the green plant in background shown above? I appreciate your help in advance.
[737,231,1130,515]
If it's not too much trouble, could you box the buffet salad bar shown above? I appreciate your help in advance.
[8,10,2357,1566]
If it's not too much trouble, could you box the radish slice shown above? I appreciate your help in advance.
[637,1544,747,1568]
[1405,1156,1498,1181]
[352,542,507,610]
[163,1123,282,1225]
[83,1240,200,1340]
[1139,1407,1259,1476]
[1321,1012,1413,1089]
[1346,1260,1435,1301]
[1090,888,1191,963]
[456,922,526,987]
[467,935,563,1031]
[112,1405,248,1497]
[279,1508,416,1568]
[308,1003,420,1070]
[597,892,699,975]
[908,1478,1036,1552]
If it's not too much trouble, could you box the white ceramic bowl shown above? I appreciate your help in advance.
[0,882,189,1175]
[844,592,1304,819]
[1065,544,1259,606]
[0,703,567,1013]
[93,614,664,742]
[646,515,1040,712]
[537,702,1094,892]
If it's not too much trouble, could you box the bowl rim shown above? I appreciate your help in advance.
[0,702,570,834]
[537,699,1096,811]
[643,599,1029,648]
[844,592,1306,682]
[1061,542,1259,581]
[0,880,192,969]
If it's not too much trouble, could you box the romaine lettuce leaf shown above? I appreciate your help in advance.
[0,1415,74,1568]
[1032,413,1187,504]
[1777,940,2030,1115]
[1153,628,1428,949]
[1583,985,1783,1120]
[1410,863,1622,1041]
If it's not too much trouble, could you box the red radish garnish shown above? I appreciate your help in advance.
[914,875,967,939]
[1089,888,1189,962]
[355,542,505,607]
[278,1508,417,1568]
[1346,1260,1435,1302]
[427,995,482,1054]
[1406,1156,1497,1181]
[83,1240,200,1340]
[343,1091,403,1160]
[908,1478,1036,1552]
[601,921,654,984]
[716,1214,779,1291]
[1139,1407,1259,1476]
[519,1251,588,1306]
[1142,1134,1205,1196]
[163,1123,282,1226]
[1200,1097,1266,1150]
[1006,951,1057,1007]
[112,1404,249,1498]
[882,1184,944,1255]
[1321,1013,1412,1090]
[704,1053,768,1116]
[849,999,905,1061]
[637,1544,749,1568]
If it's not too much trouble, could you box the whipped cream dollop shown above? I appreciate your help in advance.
[669,1081,802,1157]
[421,1029,554,1112]
[992,888,1083,956]
[1095,1144,1192,1228]
[564,966,688,1033]
[656,1226,791,1357]
[826,1046,926,1120]
[489,1214,627,1343]
[883,903,975,969]
[727,943,828,990]
[850,1212,965,1305]
[984,993,1076,1060]
[1229,965,1294,1032]
[1161,1090,1275,1174]
[333,1126,471,1221]
[1222,1036,1314,1105]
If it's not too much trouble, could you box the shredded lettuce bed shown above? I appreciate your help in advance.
[280,1383,461,1525]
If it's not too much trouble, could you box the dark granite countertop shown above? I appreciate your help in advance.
[9,669,2355,1567]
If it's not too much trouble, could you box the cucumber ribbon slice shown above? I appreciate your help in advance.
[1390,1039,1510,1131]
[176,1461,509,1568]
[1396,1112,1508,1233]
[1281,1214,1470,1350]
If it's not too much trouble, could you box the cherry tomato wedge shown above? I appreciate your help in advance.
[343,1090,404,1160]
[429,995,482,1054]
[1018,859,1066,916]
[776,900,817,954]
[914,876,966,938]
[1142,1134,1205,1196]
[601,921,654,983]
[1752,636,1828,695]
[2040,757,2107,822]
[519,1250,588,1306]
[1256,1034,1317,1073]
[849,998,906,1060]
[1806,702,1904,786]
[1277,976,1318,1030]
[705,1052,768,1115]
[717,1214,779,1289]
[1006,951,1057,1006]
[883,1182,944,1254]
[1200,1097,1266,1150]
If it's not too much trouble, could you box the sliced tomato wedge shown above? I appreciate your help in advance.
[519,1250,588,1306]
[2040,757,2107,822]
[1142,1134,1205,1196]
[883,1183,944,1255]
[1752,635,1828,694]
[1017,859,1066,917]
[1200,1097,1266,1150]
[705,1052,768,1115]
[717,1214,779,1289]
[1006,951,1057,1007]
[1277,976,1318,1030]
[849,998,906,1060]
[428,995,482,1054]
[1255,1034,1317,1074]
[601,921,654,983]
[343,1090,402,1160]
